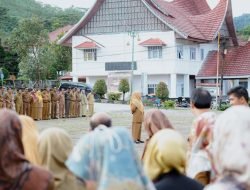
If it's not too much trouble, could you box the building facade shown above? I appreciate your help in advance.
[59,0,238,98]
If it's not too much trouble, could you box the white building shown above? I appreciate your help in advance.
[59,0,238,98]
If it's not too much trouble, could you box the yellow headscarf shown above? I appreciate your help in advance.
[20,115,41,165]
[36,90,43,104]
[130,92,144,113]
[143,129,187,181]
[38,128,85,190]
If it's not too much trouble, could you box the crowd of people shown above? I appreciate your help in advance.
[0,86,249,190]
[0,87,95,120]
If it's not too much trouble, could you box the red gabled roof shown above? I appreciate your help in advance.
[74,41,100,49]
[197,42,250,78]
[139,38,166,46]
[58,0,238,46]
[49,25,73,43]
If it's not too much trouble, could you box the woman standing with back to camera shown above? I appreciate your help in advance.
[130,92,144,144]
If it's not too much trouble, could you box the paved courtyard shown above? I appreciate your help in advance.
[36,103,195,156]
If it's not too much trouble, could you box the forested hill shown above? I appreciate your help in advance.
[234,14,250,31]
[0,0,86,40]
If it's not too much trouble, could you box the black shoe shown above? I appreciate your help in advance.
[134,140,140,144]
[138,140,144,143]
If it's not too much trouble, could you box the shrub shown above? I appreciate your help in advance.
[118,79,130,101]
[163,100,175,109]
[93,79,107,99]
[156,82,169,101]
[108,92,122,101]
[142,99,154,107]
[218,104,230,111]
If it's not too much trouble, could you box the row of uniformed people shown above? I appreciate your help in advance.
[0,86,95,120]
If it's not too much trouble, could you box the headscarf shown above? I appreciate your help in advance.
[187,112,216,179]
[143,129,186,181]
[206,106,250,190]
[20,115,41,165]
[66,126,156,190]
[130,92,144,113]
[142,109,173,160]
[0,109,53,190]
[38,128,85,190]
[36,90,43,104]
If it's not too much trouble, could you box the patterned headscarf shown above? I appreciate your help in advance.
[143,129,187,181]
[130,92,144,113]
[187,112,216,179]
[142,109,173,160]
[206,106,250,190]
[66,126,155,190]
[20,115,41,165]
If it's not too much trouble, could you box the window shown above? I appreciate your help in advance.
[148,84,157,94]
[148,46,162,59]
[200,49,204,60]
[190,47,196,60]
[84,49,97,61]
[177,46,184,59]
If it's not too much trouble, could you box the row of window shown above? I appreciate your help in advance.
[82,46,205,61]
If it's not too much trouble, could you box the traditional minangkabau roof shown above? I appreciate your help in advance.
[74,41,100,49]
[197,42,250,78]
[58,0,238,46]
[49,25,73,43]
[139,38,166,46]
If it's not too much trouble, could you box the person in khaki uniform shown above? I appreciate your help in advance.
[80,90,88,117]
[30,90,39,120]
[75,88,81,117]
[4,88,13,110]
[87,91,95,117]
[0,87,5,109]
[65,89,70,118]
[23,88,31,116]
[14,89,23,114]
[59,88,65,118]
[50,88,59,119]
[69,88,76,118]
[130,92,144,144]
[42,89,50,120]
[36,90,43,120]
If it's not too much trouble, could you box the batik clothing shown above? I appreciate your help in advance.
[130,92,144,141]
[205,106,250,190]
[0,109,54,190]
[142,109,173,160]
[66,126,156,190]
[187,112,216,185]
[20,115,41,165]
[38,128,86,190]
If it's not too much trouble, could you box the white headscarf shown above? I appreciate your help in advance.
[206,106,250,190]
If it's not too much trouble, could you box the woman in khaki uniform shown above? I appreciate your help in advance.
[36,91,43,120]
[14,89,23,114]
[130,92,144,144]
[30,91,39,120]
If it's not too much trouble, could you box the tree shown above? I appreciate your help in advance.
[93,79,107,99]
[9,17,49,81]
[156,82,169,101]
[118,79,130,101]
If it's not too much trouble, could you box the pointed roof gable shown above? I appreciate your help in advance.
[58,0,238,46]
[139,38,166,46]
[74,41,100,49]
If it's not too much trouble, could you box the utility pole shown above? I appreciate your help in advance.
[215,32,220,110]
[128,31,136,96]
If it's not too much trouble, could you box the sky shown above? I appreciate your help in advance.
[36,0,250,17]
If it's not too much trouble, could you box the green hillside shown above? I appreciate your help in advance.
[0,0,86,40]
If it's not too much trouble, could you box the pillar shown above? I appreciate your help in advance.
[170,74,177,98]
[184,74,190,97]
